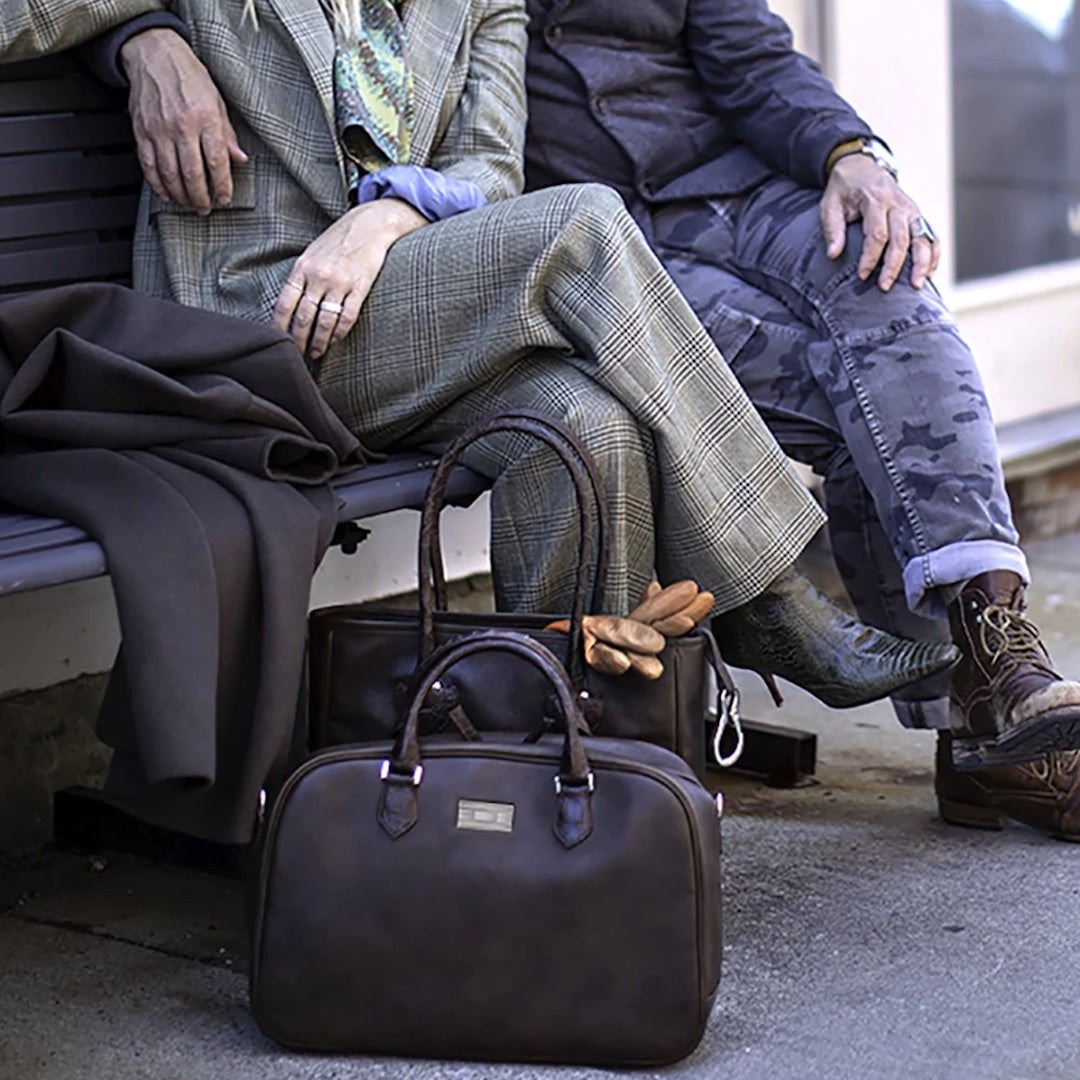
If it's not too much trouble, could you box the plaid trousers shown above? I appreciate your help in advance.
[315,183,824,614]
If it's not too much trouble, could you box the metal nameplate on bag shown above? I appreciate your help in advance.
[456,799,515,833]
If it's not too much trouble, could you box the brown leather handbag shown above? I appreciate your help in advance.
[251,631,723,1065]
[308,411,743,778]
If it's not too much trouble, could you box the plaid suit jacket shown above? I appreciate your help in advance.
[125,0,527,322]
[0,0,167,59]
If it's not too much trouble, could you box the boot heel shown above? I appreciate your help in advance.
[937,795,1005,831]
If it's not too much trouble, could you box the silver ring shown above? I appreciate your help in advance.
[910,216,937,244]
[319,300,345,315]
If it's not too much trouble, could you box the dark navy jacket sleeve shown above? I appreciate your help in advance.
[80,11,190,88]
[686,0,871,187]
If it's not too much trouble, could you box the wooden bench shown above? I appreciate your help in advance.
[0,50,815,854]
[0,52,492,599]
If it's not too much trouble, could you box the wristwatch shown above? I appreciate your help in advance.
[856,137,899,181]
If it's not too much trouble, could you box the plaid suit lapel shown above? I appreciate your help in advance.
[265,0,336,138]
[401,0,470,162]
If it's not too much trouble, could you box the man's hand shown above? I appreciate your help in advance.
[819,154,940,292]
[273,199,429,360]
[120,28,247,215]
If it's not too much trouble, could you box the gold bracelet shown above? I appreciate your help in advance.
[824,138,866,179]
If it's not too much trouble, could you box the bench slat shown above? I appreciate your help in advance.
[0,113,135,156]
[0,152,142,198]
[0,459,489,598]
[0,193,139,242]
[0,74,119,114]
[0,541,109,596]
[0,239,132,289]
[0,522,90,556]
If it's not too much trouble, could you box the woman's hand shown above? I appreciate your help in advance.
[273,198,428,359]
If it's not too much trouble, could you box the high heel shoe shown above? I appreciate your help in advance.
[711,568,959,709]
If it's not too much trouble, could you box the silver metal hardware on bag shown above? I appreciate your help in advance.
[380,759,424,786]
[712,687,745,768]
[554,771,595,795]
[257,788,266,823]
[715,792,724,818]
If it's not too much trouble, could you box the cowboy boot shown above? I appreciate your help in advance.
[711,568,960,709]
[947,570,1080,770]
[936,732,1080,841]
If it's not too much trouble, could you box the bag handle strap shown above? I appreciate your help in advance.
[419,411,610,688]
[379,630,595,848]
[426,410,610,613]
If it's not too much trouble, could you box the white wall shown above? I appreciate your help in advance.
[827,0,1080,426]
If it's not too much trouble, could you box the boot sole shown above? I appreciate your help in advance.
[936,795,1005,830]
[950,706,1080,771]
[937,795,1080,842]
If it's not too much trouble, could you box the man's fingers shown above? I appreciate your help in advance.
[153,143,190,208]
[135,141,168,203]
[819,192,848,259]
[200,130,235,208]
[856,202,889,281]
[910,236,935,290]
[877,208,911,292]
[176,138,213,215]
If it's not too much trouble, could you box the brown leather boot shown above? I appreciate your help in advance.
[936,732,1080,841]
[948,570,1080,770]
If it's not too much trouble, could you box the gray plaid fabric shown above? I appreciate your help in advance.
[0,0,166,59]
[316,182,824,614]
[7,0,824,615]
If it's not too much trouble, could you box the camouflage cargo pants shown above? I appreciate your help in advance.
[640,175,1029,729]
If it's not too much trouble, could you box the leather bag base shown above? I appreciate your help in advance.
[250,734,722,1066]
[308,606,710,777]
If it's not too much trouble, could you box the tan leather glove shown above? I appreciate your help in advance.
[545,580,714,681]
[544,614,666,679]
[629,580,715,636]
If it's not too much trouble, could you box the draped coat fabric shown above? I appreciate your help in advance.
[0,283,361,843]
[1,0,823,619]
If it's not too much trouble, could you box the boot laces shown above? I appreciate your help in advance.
[978,603,1047,669]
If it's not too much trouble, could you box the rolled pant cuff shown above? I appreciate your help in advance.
[903,540,1030,619]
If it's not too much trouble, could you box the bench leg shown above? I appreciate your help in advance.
[52,787,243,877]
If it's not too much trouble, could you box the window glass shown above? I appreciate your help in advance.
[952,1,1080,280]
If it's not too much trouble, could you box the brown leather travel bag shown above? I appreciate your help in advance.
[308,411,742,778]
[250,631,723,1065]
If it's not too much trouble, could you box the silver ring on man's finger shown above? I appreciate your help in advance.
[319,300,345,316]
[910,216,937,244]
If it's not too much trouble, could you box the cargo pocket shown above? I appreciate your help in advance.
[696,294,762,366]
